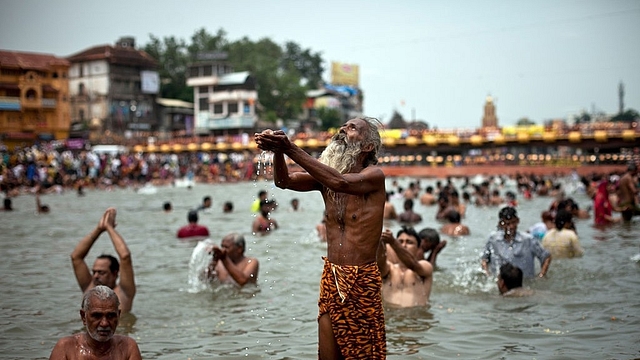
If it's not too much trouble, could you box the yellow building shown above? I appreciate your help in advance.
[0,50,70,150]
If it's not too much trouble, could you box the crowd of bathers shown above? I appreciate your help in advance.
[0,144,261,199]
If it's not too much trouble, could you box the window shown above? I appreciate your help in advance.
[189,67,199,77]
[79,109,85,121]
[213,104,223,114]
[228,102,238,114]
[203,66,212,76]
[79,83,85,95]
[199,86,209,94]
[199,97,209,112]
[25,89,37,100]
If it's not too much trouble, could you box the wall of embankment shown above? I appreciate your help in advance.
[380,164,627,178]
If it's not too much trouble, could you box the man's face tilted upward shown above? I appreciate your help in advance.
[319,119,366,174]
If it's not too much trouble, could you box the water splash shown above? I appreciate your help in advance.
[187,238,215,293]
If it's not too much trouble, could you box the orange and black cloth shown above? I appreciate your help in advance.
[318,256,386,359]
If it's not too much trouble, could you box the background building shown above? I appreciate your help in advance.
[186,51,258,136]
[0,50,70,150]
[67,36,159,143]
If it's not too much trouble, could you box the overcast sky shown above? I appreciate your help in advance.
[1,0,639,129]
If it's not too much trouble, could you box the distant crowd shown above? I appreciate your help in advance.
[0,145,262,199]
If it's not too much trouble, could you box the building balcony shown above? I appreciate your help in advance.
[208,90,257,103]
[41,98,57,108]
[186,76,217,87]
[197,112,256,130]
[0,96,21,111]
[21,98,41,109]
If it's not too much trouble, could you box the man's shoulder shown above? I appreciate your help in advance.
[517,231,534,241]
[361,165,385,178]
[486,230,502,241]
[503,287,534,297]
[114,334,138,344]
[56,333,81,345]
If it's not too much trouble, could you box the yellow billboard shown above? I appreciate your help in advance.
[331,62,359,86]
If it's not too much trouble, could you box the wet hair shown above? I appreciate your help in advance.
[446,210,461,223]
[223,201,233,212]
[396,225,421,247]
[499,206,518,220]
[499,263,523,290]
[82,285,119,312]
[4,198,12,210]
[554,209,573,230]
[541,211,554,222]
[557,198,575,212]
[258,190,267,197]
[403,198,414,210]
[260,199,275,208]
[425,186,434,193]
[224,232,246,251]
[188,210,198,223]
[418,227,440,245]
[505,191,516,200]
[96,254,120,273]
[203,196,211,203]
[358,116,382,167]
[163,201,172,211]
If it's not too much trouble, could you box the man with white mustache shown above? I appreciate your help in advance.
[255,117,387,359]
[48,285,141,359]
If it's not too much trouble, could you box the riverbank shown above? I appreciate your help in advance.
[379,164,626,178]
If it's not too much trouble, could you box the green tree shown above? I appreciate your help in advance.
[611,109,639,123]
[316,107,343,130]
[281,41,324,88]
[144,28,325,123]
[516,117,535,126]
[143,35,191,101]
[226,37,283,122]
[187,28,228,59]
[225,37,321,122]
[574,111,591,124]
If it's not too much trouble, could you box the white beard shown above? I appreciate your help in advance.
[318,134,361,174]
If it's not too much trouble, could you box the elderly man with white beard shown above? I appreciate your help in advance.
[255,117,387,360]
[48,285,141,359]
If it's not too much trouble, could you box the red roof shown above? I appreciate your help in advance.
[0,50,69,71]
[67,45,158,68]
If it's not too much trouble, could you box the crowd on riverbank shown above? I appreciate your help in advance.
[1,143,637,208]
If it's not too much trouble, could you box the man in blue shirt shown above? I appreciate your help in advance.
[481,206,551,278]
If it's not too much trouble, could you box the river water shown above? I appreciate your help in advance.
[1,175,639,359]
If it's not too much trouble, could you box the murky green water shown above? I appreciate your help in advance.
[1,176,638,359]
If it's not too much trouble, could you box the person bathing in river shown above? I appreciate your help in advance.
[255,116,387,359]
[251,199,278,235]
[377,226,433,307]
[206,232,259,287]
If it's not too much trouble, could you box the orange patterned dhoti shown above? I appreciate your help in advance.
[318,256,386,359]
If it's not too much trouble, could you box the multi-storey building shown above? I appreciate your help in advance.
[67,37,159,142]
[0,50,70,150]
[186,52,258,136]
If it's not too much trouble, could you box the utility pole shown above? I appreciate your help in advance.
[618,81,625,114]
